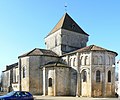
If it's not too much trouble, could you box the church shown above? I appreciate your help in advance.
[2,13,118,97]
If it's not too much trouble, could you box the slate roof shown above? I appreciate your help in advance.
[64,45,118,56]
[46,13,89,37]
[18,48,58,58]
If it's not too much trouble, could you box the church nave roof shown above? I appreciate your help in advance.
[18,48,58,58]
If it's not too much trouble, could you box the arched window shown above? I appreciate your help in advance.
[96,70,100,82]
[49,78,52,87]
[23,67,25,78]
[82,70,87,82]
[108,70,111,82]
[73,58,76,66]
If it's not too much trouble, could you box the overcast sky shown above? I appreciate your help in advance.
[0,0,120,73]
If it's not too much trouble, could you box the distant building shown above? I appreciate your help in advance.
[1,13,118,97]
[117,60,120,96]
[2,63,19,92]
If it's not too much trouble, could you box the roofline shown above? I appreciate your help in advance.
[43,64,70,68]
[61,48,118,57]
[2,64,18,73]
[45,28,61,38]
[45,28,89,39]
[18,48,59,58]
[18,54,59,59]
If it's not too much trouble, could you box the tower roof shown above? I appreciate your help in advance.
[47,13,89,37]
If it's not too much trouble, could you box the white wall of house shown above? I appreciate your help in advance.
[117,60,120,96]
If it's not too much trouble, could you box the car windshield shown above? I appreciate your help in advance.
[6,91,16,96]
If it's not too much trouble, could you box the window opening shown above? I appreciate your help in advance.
[96,70,100,82]
[108,70,111,82]
[49,78,52,87]
[23,67,25,78]
[83,70,87,82]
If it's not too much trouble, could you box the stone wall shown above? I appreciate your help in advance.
[91,52,116,97]
[70,68,77,96]
[61,29,88,49]
[29,56,42,94]
[2,70,10,92]
[18,46,116,97]
[45,30,62,55]
[44,66,70,96]
[2,63,18,92]
[20,55,59,95]
[45,29,88,56]
[62,50,116,97]
[20,57,30,92]
[56,67,70,96]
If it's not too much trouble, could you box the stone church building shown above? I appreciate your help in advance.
[2,13,117,97]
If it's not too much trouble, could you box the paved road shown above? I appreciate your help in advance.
[34,96,119,100]
[0,92,119,100]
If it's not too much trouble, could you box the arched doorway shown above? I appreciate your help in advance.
[80,69,90,97]
[81,69,87,96]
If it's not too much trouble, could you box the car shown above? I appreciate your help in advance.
[0,91,34,100]
[115,92,119,98]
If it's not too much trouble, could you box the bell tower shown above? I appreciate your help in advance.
[45,13,89,56]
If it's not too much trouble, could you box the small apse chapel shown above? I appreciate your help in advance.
[2,13,117,97]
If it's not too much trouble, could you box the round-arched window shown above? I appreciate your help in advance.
[49,78,52,87]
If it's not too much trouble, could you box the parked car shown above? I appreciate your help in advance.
[115,92,119,98]
[0,91,34,100]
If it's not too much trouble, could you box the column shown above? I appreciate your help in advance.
[90,52,92,97]
[76,53,80,97]
[102,52,107,97]
[54,67,57,96]
[66,55,69,65]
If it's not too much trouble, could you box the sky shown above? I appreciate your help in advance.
[0,0,120,73]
